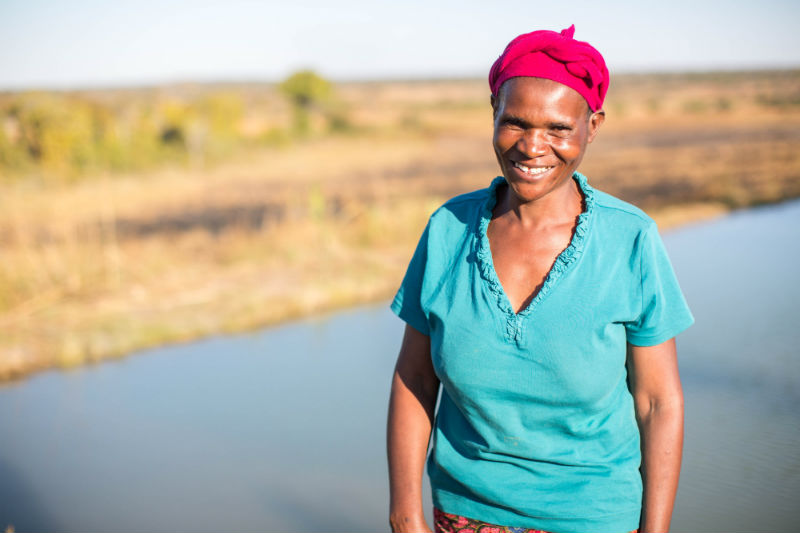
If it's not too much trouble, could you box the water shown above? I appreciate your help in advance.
[1,200,799,532]
[667,200,800,532]
[0,306,406,532]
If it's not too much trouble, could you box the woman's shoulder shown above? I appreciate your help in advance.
[590,187,657,232]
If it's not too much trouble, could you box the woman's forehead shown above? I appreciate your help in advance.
[497,77,590,118]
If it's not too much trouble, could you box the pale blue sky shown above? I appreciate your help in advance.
[1,0,798,89]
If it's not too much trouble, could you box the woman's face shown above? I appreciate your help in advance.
[492,77,604,206]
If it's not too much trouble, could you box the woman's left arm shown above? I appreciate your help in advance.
[627,338,684,533]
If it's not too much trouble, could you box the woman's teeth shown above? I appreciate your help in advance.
[514,162,553,175]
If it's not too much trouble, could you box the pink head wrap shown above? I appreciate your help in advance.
[488,25,609,112]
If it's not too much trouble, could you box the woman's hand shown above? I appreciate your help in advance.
[389,513,433,533]
[627,339,684,533]
[387,324,439,533]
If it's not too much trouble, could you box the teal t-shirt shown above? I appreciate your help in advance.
[391,173,694,533]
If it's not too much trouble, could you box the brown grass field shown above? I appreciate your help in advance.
[1,71,799,382]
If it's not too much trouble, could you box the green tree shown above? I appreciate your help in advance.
[278,70,333,136]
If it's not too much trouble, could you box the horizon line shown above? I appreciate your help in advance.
[1,64,799,93]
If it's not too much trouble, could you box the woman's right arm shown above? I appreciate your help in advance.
[387,323,440,533]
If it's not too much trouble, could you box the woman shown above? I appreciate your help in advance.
[387,26,693,533]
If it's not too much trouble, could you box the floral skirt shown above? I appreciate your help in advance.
[433,507,638,533]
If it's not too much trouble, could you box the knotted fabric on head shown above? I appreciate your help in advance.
[489,25,609,112]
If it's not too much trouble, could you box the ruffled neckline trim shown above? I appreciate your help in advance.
[475,172,595,338]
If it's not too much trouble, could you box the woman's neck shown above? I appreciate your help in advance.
[496,177,584,230]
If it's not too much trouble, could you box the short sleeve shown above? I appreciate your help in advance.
[625,223,694,346]
[390,222,431,336]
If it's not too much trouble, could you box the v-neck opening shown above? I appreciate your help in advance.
[475,173,595,342]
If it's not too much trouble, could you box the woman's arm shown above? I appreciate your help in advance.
[387,324,440,533]
[627,338,684,533]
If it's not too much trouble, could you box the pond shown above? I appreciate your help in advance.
[1,200,799,532]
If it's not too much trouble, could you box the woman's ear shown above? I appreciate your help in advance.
[587,110,605,143]
[490,94,498,120]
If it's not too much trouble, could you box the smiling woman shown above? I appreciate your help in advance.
[487,76,605,315]
[491,77,604,211]
[387,25,693,533]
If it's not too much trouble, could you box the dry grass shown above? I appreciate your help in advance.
[2,71,799,382]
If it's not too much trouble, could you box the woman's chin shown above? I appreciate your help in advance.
[502,169,575,205]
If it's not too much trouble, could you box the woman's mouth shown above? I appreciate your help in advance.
[512,161,554,176]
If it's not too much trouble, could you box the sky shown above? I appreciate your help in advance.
[1,0,799,90]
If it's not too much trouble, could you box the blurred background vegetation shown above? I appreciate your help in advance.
[1,69,799,380]
[0,71,347,183]
[2,70,799,186]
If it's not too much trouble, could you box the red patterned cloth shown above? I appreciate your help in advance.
[488,25,609,111]
[434,507,638,533]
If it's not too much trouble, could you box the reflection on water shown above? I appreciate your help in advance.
[667,199,800,532]
[1,200,799,532]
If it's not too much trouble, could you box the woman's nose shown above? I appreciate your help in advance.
[518,129,547,157]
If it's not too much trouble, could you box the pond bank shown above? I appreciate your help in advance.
[0,198,730,384]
